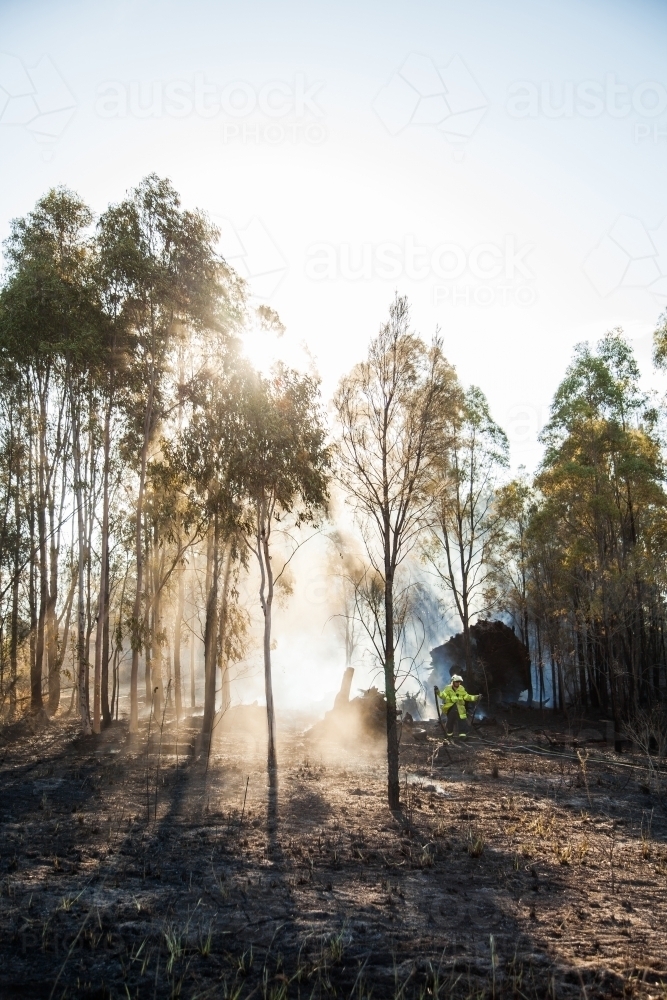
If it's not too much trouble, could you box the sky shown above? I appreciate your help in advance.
[2,0,667,708]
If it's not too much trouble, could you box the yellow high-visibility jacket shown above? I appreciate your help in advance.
[439,683,481,719]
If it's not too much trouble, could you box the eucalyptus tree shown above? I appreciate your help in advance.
[92,203,138,729]
[0,367,29,715]
[424,386,509,677]
[0,188,102,724]
[168,343,249,739]
[237,364,330,772]
[533,332,667,720]
[334,296,456,809]
[99,175,242,732]
[493,475,534,649]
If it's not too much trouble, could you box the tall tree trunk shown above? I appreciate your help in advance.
[144,612,152,705]
[143,525,152,705]
[56,572,76,706]
[34,387,49,716]
[202,519,220,738]
[190,583,196,709]
[130,401,153,733]
[550,648,557,713]
[84,420,95,724]
[535,619,544,711]
[94,394,112,732]
[173,560,184,720]
[383,529,400,810]
[10,448,21,719]
[46,483,60,715]
[101,545,111,727]
[73,402,91,735]
[217,544,233,715]
[152,555,163,721]
[256,504,277,772]
[46,390,68,717]
[28,424,38,715]
[172,346,185,721]
[166,642,172,707]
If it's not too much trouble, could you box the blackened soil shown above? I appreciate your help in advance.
[0,711,665,999]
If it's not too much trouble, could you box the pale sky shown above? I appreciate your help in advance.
[2,0,666,706]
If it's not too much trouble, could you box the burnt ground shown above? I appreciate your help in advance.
[0,709,666,999]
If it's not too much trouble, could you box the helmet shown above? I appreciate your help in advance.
[450,674,463,683]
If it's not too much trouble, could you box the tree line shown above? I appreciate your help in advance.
[0,176,665,807]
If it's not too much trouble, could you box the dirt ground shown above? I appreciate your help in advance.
[0,708,666,999]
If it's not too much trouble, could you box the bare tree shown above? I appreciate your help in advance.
[424,386,509,675]
[333,295,456,809]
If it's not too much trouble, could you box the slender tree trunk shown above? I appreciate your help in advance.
[257,504,277,771]
[111,644,119,722]
[551,648,557,713]
[101,545,111,727]
[33,388,49,716]
[557,659,565,711]
[152,566,163,722]
[576,615,588,710]
[536,619,544,711]
[383,518,400,810]
[461,597,472,677]
[46,393,68,717]
[144,616,152,704]
[202,519,220,738]
[383,572,400,809]
[94,394,112,732]
[73,402,91,735]
[130,411,152,733]
[46,489,60,715]
[143,525,152,704]
[56,573,75,702]
[28,426,38,715]
[173,348,185,721]
[190,588,196,710]
[173,560,184,720]
[109,565,128,724]
[166,642,172,707]
[10,455,21,719]
[218,544,233,714]
[84,426,95,718]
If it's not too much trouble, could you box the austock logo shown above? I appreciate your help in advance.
[583,215,667,301]
[373,53,488,145]
[507,75,667,120]
[304,235,537,307]
[95,73,326,145]
[0,53,75,155]
[214,216,288,299]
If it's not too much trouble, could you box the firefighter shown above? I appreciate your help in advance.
[439,674,481,738]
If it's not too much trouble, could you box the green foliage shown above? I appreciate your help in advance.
[235,363,330,528]
[501,329,667,712]
[0,187,105,369]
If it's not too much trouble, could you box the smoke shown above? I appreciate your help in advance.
[112,482,449,728]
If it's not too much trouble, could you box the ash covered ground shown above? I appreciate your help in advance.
[0,709,666,999]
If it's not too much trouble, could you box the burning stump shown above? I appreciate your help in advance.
[308,669,387,741]
[429,619,532,705]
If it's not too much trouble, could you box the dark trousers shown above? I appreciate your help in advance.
[445,706,468,736]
